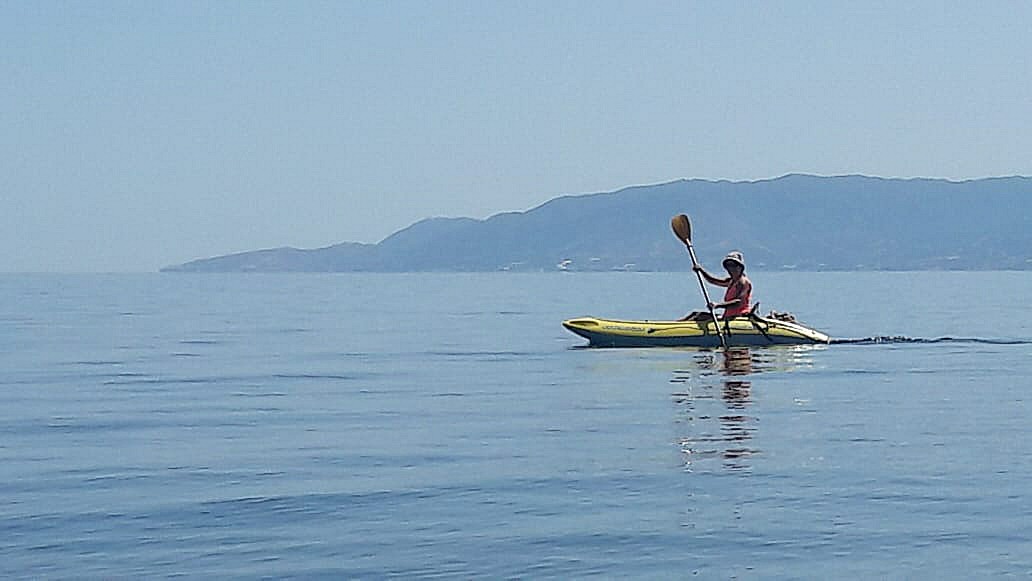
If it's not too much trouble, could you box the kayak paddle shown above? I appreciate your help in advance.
[671,214,728,349]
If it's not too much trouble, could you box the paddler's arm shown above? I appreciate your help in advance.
[711,298,741,310]
[692,264,730,286]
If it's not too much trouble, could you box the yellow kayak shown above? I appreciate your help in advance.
[562,314,830,348]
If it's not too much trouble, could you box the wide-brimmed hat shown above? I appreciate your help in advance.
[722,251,745,269]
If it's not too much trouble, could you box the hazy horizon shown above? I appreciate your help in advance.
[4,2,1031,272]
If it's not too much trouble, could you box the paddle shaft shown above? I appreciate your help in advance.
[683,240,728,349]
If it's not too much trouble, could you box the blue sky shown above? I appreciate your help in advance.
[3,1,1030,272]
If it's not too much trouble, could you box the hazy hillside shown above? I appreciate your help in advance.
[162,174,1032,272]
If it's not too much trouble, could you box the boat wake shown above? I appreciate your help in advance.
[831,336,1032,345]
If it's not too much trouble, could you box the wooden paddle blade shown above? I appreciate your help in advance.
[670,214,692,242]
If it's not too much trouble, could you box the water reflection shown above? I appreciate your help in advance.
[671,346,818,472]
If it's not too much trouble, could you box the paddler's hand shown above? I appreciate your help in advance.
[707,301,716,310]
[692,265,703,273]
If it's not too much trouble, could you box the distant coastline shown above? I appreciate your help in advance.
[162,174,1032,273]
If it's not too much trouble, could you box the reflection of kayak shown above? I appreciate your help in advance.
[562,315,831,348]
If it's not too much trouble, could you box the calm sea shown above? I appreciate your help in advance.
[2,272,1032,578]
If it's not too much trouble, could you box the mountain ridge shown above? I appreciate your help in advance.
[161,174,1032,272]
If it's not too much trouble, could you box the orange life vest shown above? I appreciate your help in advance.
[723,277,752,317]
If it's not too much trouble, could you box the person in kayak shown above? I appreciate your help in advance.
[692,251,752,319]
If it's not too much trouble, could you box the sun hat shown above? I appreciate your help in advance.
[722,251,745,269]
